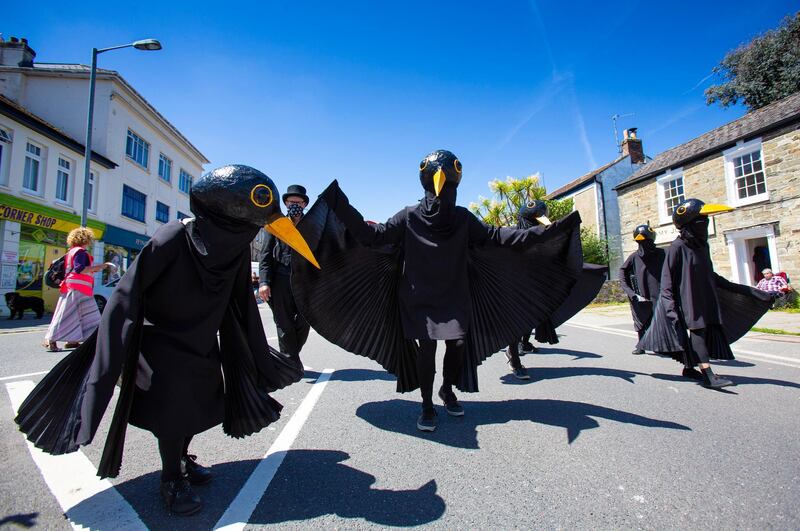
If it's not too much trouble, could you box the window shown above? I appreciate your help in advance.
[56,157,72,203]
[724,139,767,206]
[121,184,147,222]
[179,169,193,194]
[177,210,190,220]
[87,171,97,212]
[23,141,44,193]
[656,168,685,224]
[0,127,11,186]
[156,201,170,223]
[126,130,150,168]
[158,153,172,183]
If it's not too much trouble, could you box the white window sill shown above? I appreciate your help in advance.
[53,199,73,209]
[20,189,44,200]
[120,214,147,225]
[126,157,150,173]
[731,194,769,208]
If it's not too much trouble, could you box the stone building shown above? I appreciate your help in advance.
[546,129,648,271]
[614,92,800,286]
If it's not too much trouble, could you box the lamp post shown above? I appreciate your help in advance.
[80,39,161,227]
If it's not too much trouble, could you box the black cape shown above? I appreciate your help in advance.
[618,243,666,333]
[514,217,607,345]
[637,234,773,360]
[15,219,302,478]
[291,180,583,393]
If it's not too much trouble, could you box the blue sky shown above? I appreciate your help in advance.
[5,1,795,220]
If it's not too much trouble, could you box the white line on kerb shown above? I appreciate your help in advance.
[0,370,49,382]
[214,368,335,530]
[564,322,800,368]
[6,380,146,531]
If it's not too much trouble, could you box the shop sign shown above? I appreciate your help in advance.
[0,203,103,239]
[1,264,16,290]
[2,250,17,264]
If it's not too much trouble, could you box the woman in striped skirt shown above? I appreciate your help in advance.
[45,227,112,352]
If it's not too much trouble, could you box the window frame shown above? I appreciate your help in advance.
[86,171,98,213]
[55,155,74,204]
[22,140,45,195]
[177,210,190,220]
[158,153,172,184]
[125,129,150,169]
[178,168,193,195]
[155,201,170,223]
[121,184,147,223]
[723,138,768,207]
[656,168,685,225]
[0,126,12,187]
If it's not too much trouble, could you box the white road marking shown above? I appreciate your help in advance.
[6,380,146,531]
[214,368,335,530]
[0,370,48,382]
[564,322,800,369]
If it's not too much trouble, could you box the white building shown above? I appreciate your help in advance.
[0,36,208,315]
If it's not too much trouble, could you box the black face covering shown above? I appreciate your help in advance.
[680,216,710,248]
[637,238,657,256]
[416,182,458,233]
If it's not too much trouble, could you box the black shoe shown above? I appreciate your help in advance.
[438,387,465,416]
[681,367,704,381]
[182,454,212,485]
[520,342,538,354]
[631,348,645,355]
[702,373,735,389]
[161,478,202,516]
[417,408,438,432]
[508,363,530,380]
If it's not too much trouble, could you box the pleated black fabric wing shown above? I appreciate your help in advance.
[292,197,419,392]
[458,220,583,391]
[549,263,607,328]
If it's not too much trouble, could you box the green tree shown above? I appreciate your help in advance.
[469,175,611,265]
[705,12,800,110]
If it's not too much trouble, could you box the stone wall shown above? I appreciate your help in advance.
[617,121,800,281]
[593,279,629,304]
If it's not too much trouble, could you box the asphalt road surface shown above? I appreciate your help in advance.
[1,304,798,530]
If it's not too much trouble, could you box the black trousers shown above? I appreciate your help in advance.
[159,435,192,481]
[268,273,310,359]
[416,339,465,409]
[505,336,527,369]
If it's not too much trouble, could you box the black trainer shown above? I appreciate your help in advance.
[681,367,704,381]
[631,348,645,355]
[438,387,465,416]
[702,372,735,389]
[182,454,212,485]
[417,408,438,432]
[161,478,202,516]
[509,363,530,380]
[520,342,538,354]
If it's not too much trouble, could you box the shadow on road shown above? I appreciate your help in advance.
[251,450,445,526]
[0,512,38,528]
[650,372,800,389]
[70,452,444,529]
[500,366,646,385]
[302,368,396,383]
[356,398,691,448]
[522,347,603,360]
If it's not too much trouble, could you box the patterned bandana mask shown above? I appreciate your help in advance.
[287,203,305,218]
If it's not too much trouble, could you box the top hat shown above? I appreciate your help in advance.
[282,184,309,204]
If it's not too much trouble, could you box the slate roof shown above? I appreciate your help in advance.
[615,92,800,191]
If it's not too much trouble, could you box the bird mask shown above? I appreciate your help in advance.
[518,200,552,228]
[672,198,733,244]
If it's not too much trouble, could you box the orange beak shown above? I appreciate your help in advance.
[264,215,320,269]
[433,168,446,197]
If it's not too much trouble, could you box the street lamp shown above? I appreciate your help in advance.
[80,39,162,227]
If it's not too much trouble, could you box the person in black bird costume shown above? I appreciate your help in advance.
[637,198,776,389]
[258,184,312,362]
[291,149,583,432]
[504,200,607,379]
[618,223,665,355]
[14,165,319,516]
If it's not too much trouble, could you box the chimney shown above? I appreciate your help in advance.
[0,36,36,68]
[621,127,645,164]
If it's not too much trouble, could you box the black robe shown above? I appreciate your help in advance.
[637,233,773,362]
[618,243,666,334]
[291,180,583,393]
[15,219,302,478]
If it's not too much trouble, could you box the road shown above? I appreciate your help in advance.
[0,304,798,529]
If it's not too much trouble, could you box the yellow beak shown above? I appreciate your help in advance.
[264,216,321,269]
[433,168,446,197]
[535,215,552,226]
[634,234,646,241]
[699,203,734,215]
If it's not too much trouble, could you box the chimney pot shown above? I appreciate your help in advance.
[621,127,645,164]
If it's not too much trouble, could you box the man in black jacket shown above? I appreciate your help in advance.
[618,224,665,355]
[259,185,311,361]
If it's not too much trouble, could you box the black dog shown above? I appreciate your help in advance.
[5,292,45,319]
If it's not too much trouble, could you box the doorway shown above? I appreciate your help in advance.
[725,225,780,287]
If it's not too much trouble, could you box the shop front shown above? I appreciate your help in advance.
[100,224,150,285]
[0,193,105,312]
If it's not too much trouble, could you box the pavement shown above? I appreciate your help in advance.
[0,301,799,529]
